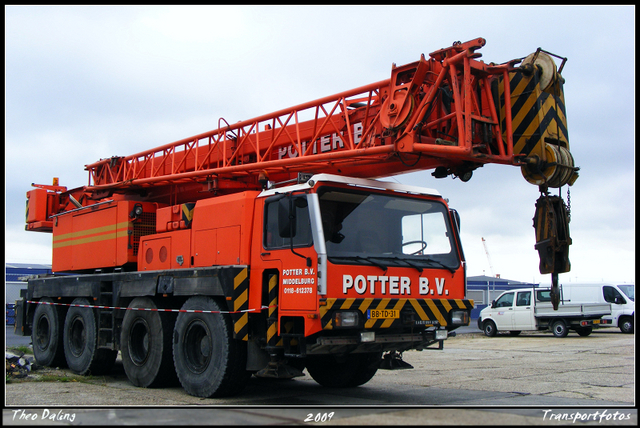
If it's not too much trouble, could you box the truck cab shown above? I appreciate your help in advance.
[483,288,536,332]
[250,174,473,355]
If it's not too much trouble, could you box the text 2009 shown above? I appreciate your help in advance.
[304,412,335,423]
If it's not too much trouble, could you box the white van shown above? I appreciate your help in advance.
[560,283,634,333]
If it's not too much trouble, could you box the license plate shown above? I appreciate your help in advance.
[367,309,399,319]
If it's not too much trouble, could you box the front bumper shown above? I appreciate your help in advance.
[319,297,474,330]
[305,328,455,355]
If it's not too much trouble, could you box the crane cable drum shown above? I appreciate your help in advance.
[495,49,579,189]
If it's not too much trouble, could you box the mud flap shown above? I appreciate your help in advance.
[255,360,305,379]
[379,351,414,370]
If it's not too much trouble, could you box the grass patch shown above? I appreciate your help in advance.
[7,370,99,384]
[7,345,33,355]
[35,374,95,383]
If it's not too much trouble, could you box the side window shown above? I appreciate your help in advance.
[495,292,514,308]
[264,196,313,249]
[536,290,551,302]
[516,291,531,306]
[603,286,625,304]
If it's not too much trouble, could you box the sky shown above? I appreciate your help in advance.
[5,5,635,286]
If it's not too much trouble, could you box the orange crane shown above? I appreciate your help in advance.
[20,38,577,398]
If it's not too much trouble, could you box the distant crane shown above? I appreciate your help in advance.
[481,237,496,278]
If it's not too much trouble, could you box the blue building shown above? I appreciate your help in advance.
[6,263,52,325]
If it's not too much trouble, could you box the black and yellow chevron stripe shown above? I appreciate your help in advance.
[232,267,249,341]
[266,274,280,347]
[319,298,474,330]
[497,68,569,159]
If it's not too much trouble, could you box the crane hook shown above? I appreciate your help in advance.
[533,191,572,310]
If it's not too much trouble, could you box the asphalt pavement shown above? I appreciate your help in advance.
[5,322,636,425]
[6,326,31,348]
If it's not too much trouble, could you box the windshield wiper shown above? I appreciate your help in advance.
[329,255,388,272]
[421,257,456,274]
[329,254,455,274]
[373,255,456,274]
[369,255,423,273]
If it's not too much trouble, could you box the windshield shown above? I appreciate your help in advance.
[318,187,460,270]
[618,285,635,302]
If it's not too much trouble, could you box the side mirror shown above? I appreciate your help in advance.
[491,300,497,309]
[614,296,626,305]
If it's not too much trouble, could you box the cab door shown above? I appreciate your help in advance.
[512,290,534,330]
[262,194,318,312]
[492,292,515,330]
[602,285,627,325]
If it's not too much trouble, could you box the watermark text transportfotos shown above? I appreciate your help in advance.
[543,409,632,423]
[11,408,76,423]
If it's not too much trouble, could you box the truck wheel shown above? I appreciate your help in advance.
[551,320,568,338]
[483,320,497,337]
[619,316,634,334]
[63,298,117,375]
[576,326,593,337]
[172,296,250,397]
[31,298,67,368]
[305,352,381,388]
[121,297,178,388]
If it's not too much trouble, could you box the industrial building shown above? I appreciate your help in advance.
[465,275,538,319]
[5,262,52,325]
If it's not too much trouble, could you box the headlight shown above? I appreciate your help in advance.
[333,311,359,328]
[435,329,448,340]
[450,310,469,326]
[360,331,375,342]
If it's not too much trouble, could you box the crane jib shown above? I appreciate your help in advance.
[67,40,576,194]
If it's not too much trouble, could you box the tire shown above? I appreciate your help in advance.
[619,316,634,334]
[576,326,593,337]
[121,297,178,388]
[172,296,250,398]
[63,298,117,375]
[551,320,568,338]
[305,352,381,388]
[483,320,497,337]
[31,298,67,368]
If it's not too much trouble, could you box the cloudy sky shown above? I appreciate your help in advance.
[5,5,635,286]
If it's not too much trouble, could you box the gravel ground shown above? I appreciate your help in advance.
[4,328,636,425]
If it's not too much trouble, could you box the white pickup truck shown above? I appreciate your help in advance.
[478,287,611,338]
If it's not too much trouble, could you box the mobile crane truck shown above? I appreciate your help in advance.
[16,38,579,398]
